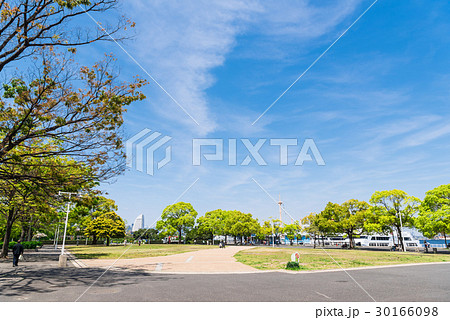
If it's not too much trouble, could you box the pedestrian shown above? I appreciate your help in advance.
[138,239,141,246]
[12,240,24,267]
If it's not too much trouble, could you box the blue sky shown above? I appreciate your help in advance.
[81,0,450,226]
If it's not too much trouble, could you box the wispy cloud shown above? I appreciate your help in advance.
[400,123,450,147]
[127,0,365,134]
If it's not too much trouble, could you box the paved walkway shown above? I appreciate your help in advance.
[80,246,258,273]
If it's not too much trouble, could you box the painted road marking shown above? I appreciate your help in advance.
[315,291,332,300]
[155,263,163,271]
[185,256,194,263]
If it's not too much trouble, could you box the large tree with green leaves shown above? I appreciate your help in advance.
[84,211,125,246]
[416,184,450,246]
[260,218,283,244]
[0,152,92,257]
[157,202,198,244]
[226,211,259,243]
[71,194,118,244]
[369,190,420,251]
[197,209,228,244]
[283,221,301,245]
[301,213,320,248]
[321,200,369,249]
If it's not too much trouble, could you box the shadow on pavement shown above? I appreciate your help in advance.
[0,266,177,299]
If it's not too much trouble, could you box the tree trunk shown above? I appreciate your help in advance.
[20,225,26,242]
[27,217,32,241]
[444,233,447,247]
[348,232,354,249]
[1,208,15,258]
[106,237,110,246]
[92,234,97,245]
[179,229,182,244]
[397,226,405,251]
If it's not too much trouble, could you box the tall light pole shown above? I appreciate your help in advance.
[278,195,283,225]
[58,191,81,267]
[271,219,275,248]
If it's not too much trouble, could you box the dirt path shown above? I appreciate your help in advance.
[80,245,258,273]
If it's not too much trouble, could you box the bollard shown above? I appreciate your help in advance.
[59,254,68,267]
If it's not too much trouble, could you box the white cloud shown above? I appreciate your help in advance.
[127,0,365,135]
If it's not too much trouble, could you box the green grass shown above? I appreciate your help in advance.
[234,247,450,271]
[67,244,214,259]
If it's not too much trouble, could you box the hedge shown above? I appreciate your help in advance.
[0,241,42,250]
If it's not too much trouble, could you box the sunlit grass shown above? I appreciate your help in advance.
[67,244,215,259]
[234,247,450,271]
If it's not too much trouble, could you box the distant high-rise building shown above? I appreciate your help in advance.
[132,214,144,232]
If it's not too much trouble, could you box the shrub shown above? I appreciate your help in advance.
[0,240,42,250]
[286,261,301,270]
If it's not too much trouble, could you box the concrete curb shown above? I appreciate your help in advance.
[140,261,450,275]
[65,250,87,268]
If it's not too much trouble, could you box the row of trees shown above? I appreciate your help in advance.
[0,1,146,257]
[302,186,450,250]
[151,185,450,251]
[153,202,301,245]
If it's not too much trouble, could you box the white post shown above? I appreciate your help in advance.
[61,195,71,255]
[58,191,81,267]
[272,220,275,248]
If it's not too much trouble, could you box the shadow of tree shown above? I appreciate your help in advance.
[0,265,179,299]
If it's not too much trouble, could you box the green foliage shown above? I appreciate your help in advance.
[157,202,198,242]
[84,211,125,246]
[1,241,42,250]
[286,261,301,270]
[319,200,369,248]
[132,228,160,241]
[283,221,301,241]
[416,184,450,240]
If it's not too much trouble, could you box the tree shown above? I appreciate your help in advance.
[1,152,92,257]
[261,219,283,244]
[369,190,420,251]
[283,221,301,245]
[226,211,259,244]
[301,213,320,248]
[416,184,450,246]
[132,228,160,242]
[0,0,132,73]
[197,209,228,244]
[321,200,369,249]
[71,194,118,244]
[84,211,125,246]
[0,51,147,183]
[157,202,198,244]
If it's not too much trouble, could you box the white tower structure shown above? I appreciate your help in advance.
[132,214,144,232]
[278,194,283,225]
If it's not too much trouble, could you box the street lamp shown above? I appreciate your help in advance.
[58,191,81,267]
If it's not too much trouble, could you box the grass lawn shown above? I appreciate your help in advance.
[234,247,450,271]
[67,244,214,259]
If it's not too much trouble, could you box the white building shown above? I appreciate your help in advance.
[132,214,144,232]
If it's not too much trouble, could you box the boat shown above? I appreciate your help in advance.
[355,231,420,248]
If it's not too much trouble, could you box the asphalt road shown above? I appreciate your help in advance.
[1,263,449,302]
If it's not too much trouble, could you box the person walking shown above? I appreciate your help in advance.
[12,240,24,267]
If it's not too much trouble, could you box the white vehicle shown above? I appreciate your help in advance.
[355,232,420,248]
